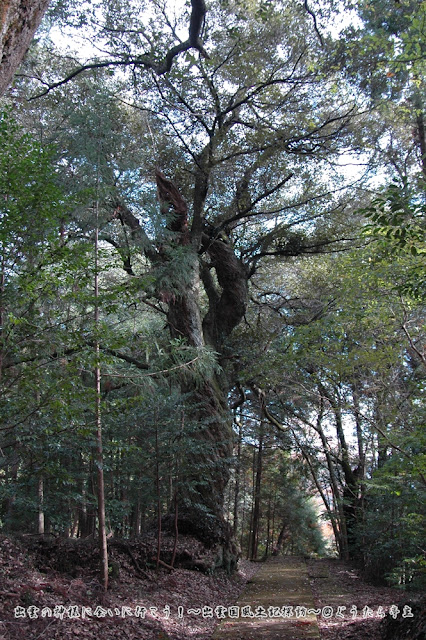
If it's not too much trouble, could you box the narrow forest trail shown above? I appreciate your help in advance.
[212,556,320,640]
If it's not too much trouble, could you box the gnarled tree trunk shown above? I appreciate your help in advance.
[115,167,248,567]
[155,171,248,563]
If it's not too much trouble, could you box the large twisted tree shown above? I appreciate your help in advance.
[85,0,364,554]
[10,0,368,562]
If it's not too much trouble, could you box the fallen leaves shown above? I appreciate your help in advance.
[0,534,259,640]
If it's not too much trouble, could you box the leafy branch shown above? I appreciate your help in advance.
[28,0,208,100]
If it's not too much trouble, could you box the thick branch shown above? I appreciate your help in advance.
[218,172,294,231]
[156,169,189,242]
[112,201,160,263]
[317,382,355,488]
[402,322,426,367]
[28,0,208,100]
[189,0,206,46]
[201,232,248,347]
[303,0,324,47]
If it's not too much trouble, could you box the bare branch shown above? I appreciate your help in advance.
[402,322,426,367]
[303,0,324,47]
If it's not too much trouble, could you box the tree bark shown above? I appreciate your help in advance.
[38,474,44,534]
[413,90,426,178]
[0,0,51,96]
[232,417,243,536]
[274,523,287,555]
[154,171,248,560]
[94,217,108,591]
[250,423,264,560]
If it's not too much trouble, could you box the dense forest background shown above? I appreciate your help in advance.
[0,0,424,593]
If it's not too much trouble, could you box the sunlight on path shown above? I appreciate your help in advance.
[212,556,320,639]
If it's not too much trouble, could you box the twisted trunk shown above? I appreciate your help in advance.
[156,171,248,558]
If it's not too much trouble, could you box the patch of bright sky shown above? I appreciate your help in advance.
[46,0,188,60]
[325,1,363,37]
[45,0,363,59]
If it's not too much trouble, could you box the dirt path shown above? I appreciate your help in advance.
[306,557,424,640]
[2,536,421,640]
[212,556,320,639]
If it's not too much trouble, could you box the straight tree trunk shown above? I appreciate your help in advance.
[94,208,108,590]
[265,493,272,558]
[3,447,19,530]
[250,424,264,560]
[0,253,5,383]
[233,417,243,536]
[247,446,256,560]
[155,416,162,570]
[38,475,44,534]
[317,385,354,560]
[275,523,287,555]
[413,90,426,178]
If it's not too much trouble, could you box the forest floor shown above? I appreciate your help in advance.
[0,534,424,640]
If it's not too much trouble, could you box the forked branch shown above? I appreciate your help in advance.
[29,0,208,100]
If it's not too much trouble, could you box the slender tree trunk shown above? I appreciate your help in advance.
[38,475,44,534]
[0,253,4,384]
[94,209,108,591]
[233,417,243,536]
[271,494,277,555]
[375,401,389,469]
[352,384,366,478]
[155,414,162,570]
[352,383,366,555]
[171,491,179,568]
[79,481,96,537]
[265,494,272,558]
[4,447,19,530]
[247,447,256,560]
[250,424,264,560]
[318,385,356,559]
[275,523,287,555]
[310,403,348,559]
[240,474,247,554]
[78,459,96,538]
[295,431,343,557]
[131,479,142,538]
[413,90,426,178]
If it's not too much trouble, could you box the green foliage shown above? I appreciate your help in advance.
[364,192,424,253]
[0,108,212,535]
[0,108,63,256]
[232,225,424,568]
[0,0,423,588]
[338,0,425,98]
[361,179,426,299]
[269,457,327,557]
[359,465,426,590]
